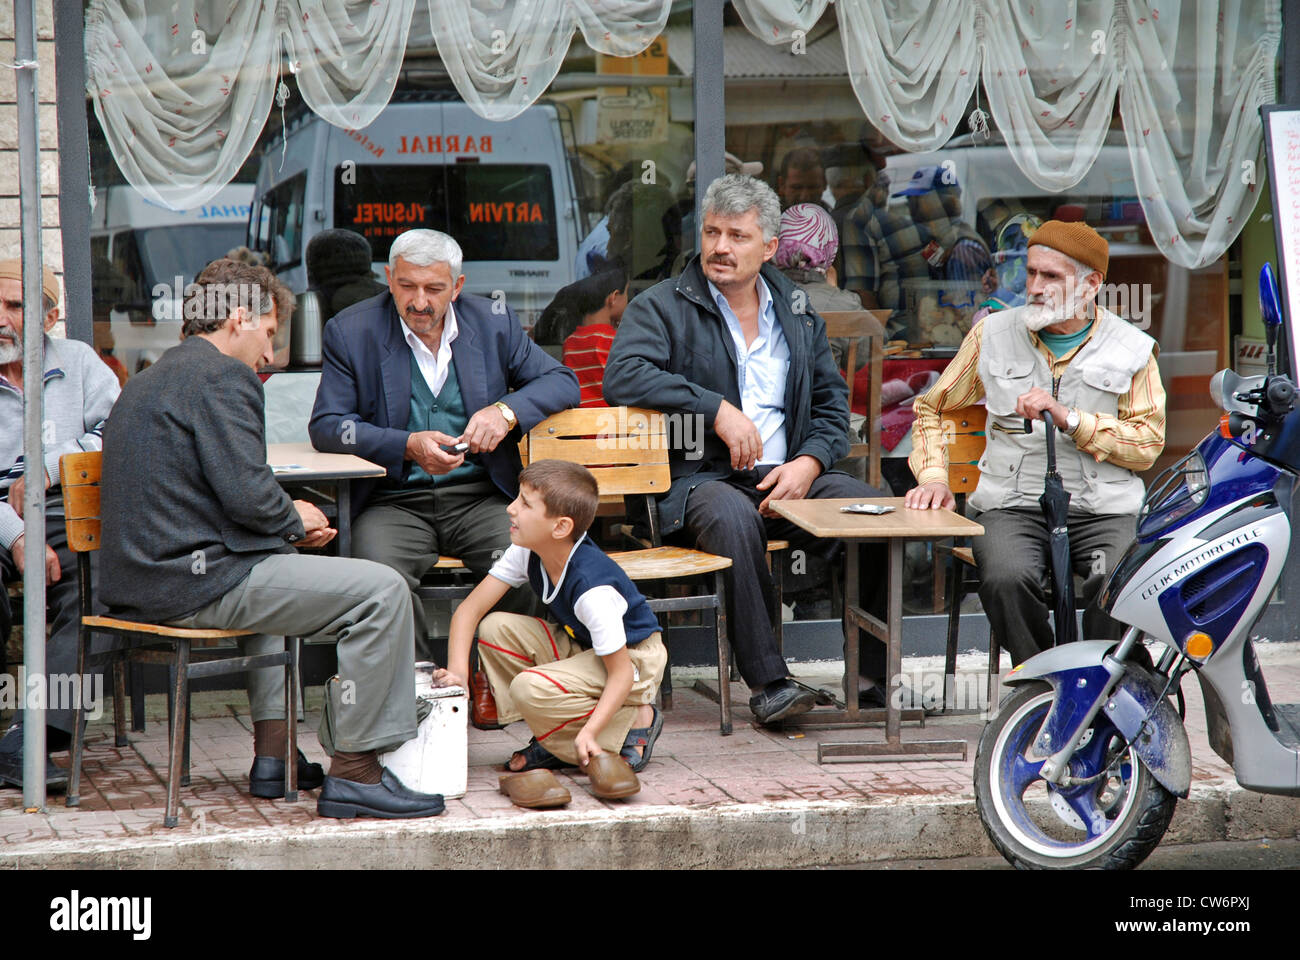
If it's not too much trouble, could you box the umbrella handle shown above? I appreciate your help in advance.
[1042,409,1058,472]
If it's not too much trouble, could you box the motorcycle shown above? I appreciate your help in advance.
[973,263,1300,869]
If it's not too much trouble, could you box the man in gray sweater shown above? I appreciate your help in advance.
[0,259,120,791]
[99,258,442,820]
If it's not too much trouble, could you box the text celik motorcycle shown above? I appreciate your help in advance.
[973,263,1300,869]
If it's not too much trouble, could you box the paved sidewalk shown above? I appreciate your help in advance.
[2,645,1299,869]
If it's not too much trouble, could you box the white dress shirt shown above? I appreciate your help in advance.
[707,276,789,465]
[399,301,459,394]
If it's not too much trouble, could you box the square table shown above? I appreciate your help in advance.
[266,442,386,557]
[769,497,984,764]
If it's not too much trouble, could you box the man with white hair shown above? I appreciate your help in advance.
[310,229,579,660]
[905,220,1166,664]
[605,174,891,726]
[0,259,119,790]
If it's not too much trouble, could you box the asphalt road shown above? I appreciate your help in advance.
[820,837,1300,869]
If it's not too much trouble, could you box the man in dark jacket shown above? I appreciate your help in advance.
[100,258,443,820]
[605,174,889,725]
[309,229,579,656]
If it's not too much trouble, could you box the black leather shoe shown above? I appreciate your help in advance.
[317,768,446,820]
[249,749,326,798]
[749,679,816,726]
[0,750,69,791]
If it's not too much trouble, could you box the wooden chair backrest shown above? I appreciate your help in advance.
[526,407,671,498]
[59,451,103,553]
[943,405,986,501]
[821,310,888,488]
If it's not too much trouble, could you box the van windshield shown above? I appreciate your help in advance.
[334,164,559,264]
[136,224,247,290]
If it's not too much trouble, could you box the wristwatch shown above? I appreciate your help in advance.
[494,400,518,430]
[1065,408,1080,434]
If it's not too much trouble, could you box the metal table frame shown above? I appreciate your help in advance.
[772,499,977,764]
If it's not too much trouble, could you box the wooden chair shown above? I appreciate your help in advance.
[936,405,1002,712]
[60,452,301,827]
[821,310,888,489]
[526,407,737,734]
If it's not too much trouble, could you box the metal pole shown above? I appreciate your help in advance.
[16,0,47,810]
[54,0,92,345]
[692,0,725,231]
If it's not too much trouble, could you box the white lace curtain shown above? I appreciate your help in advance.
[85,0,670,210]
[88,0,1278,266]
[734,0,1281,269]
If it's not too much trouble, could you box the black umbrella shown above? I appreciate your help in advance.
[1039,410,1077,646]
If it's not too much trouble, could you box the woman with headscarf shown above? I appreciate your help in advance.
[773,202,864,315]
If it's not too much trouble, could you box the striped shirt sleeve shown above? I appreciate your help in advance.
[907,321,987,487]
[1071,353,1166,472]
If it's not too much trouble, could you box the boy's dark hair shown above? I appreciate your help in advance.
[518,460,599,539]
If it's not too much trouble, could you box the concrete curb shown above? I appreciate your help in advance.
[4,781,1297,869]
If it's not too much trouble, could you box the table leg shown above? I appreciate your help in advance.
[844,539,860,722]
[814,536,968,764]
[885,538,903,744]
[337,481,352,558]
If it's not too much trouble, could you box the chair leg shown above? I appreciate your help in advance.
[659,637,673,711]
[987,628,1001,714]
[285,636,299,803]
[113,657,128,747]
[770,549,784,657]
[67,625,90,808]
[164,643,189,828]
[943,554,964,712]
[715,571,732,736]
[130,662,145,732]
[182,682,192,787]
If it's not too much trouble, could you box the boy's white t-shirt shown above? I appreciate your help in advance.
[489,538,631,656]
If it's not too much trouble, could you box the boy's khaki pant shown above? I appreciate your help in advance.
[476,611,667,765]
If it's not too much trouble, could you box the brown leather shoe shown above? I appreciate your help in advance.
[585,752,640,800]
[470,669,505,730]
[498,769,571,809]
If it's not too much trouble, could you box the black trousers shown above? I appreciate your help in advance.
[675,467,889,690]
[0,504,103,736]
[970,506,1135,666]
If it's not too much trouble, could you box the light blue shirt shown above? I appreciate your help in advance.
[707,276,789,465]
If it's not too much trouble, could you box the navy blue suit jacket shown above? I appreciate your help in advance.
[309,291,580,518]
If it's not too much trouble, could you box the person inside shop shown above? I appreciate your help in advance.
[304,229,386,324]
[775,146,828,211]
[0,259,120,792]
[533,267,628,408]
[308,228,579,660]
[99,257,444,819]
[904,220,1166,664]
[603,173,895,725]
[436,460,666,805]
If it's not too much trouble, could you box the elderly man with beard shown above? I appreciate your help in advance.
[904,220,1166,665]
[0,260,119,789]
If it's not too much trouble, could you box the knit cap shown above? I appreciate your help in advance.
[1027,219,1108,279]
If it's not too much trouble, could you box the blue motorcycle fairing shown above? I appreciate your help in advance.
[1006,640,1193,798]
[1138,433,1282,543]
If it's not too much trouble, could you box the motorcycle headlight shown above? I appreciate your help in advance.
[1185,455,1208,505]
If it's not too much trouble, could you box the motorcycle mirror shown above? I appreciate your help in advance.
[1261,262,1284,375]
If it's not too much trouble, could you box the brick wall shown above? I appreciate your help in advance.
[0,0,63,331]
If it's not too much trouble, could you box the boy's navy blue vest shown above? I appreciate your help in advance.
[527,535,660,649]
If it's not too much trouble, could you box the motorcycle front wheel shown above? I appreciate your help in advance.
[974,681,1177,870]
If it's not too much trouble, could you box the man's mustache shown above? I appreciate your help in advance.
[708,256,735,267]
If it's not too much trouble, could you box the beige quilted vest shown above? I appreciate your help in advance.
[971,305,1156,516]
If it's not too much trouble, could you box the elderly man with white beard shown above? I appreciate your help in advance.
[903,220,1166,665]
[0,259,120,789]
